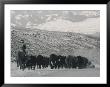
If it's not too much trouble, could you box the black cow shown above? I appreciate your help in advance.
[71,56,77,68]
[49,54,58,69]
[25,55,37,70]
[36,55,43,69]
[60,56,66,68]
[76,56,91,69]
[65,55,73,69]
[56,55,66,69]
[42,57,49,68]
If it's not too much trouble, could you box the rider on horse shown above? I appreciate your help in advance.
[17,39,28,70]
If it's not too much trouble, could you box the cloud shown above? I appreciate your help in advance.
[37,18,100,34]
[15,15,22,20]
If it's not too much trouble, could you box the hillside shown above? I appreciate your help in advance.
[11,27,100,64]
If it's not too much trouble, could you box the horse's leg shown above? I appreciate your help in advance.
[19,61,22,69]
[17,60,18,67]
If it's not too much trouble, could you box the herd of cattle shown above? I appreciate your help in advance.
[16,50,95,70]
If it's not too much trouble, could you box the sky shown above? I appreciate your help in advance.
[11,10,100,34]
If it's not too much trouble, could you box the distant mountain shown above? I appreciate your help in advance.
[37,18,100,34]
[85,32,100,41]
[11,27,100,64]
[11,17,100,34]
[91,32,100,38]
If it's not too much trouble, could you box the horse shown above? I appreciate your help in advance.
[16,50,27,70]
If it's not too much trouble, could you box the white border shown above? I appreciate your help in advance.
[5,4,107,84]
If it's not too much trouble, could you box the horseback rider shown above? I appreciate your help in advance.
[20,39,27,55]
[17,39,28,69]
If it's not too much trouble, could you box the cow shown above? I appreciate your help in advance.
[36,55,43,69]
[65,55,73,69]
[56,55,66,69]
[42,56,49,68]
[49,54,58,69]
[60,56,67,69]
[25,55,37,70]
[76,56,93,69]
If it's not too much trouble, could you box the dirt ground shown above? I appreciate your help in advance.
[11,62,100,77]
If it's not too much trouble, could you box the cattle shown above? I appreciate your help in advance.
[36,55,43,69]
[16,51,95,70]
[71,56,78,68]
[25,55,37,70]
[65,55,73,69]
[76,56,93,69]
[56,55,66,69]
[49,54,58,69]
[42,56,49,68]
